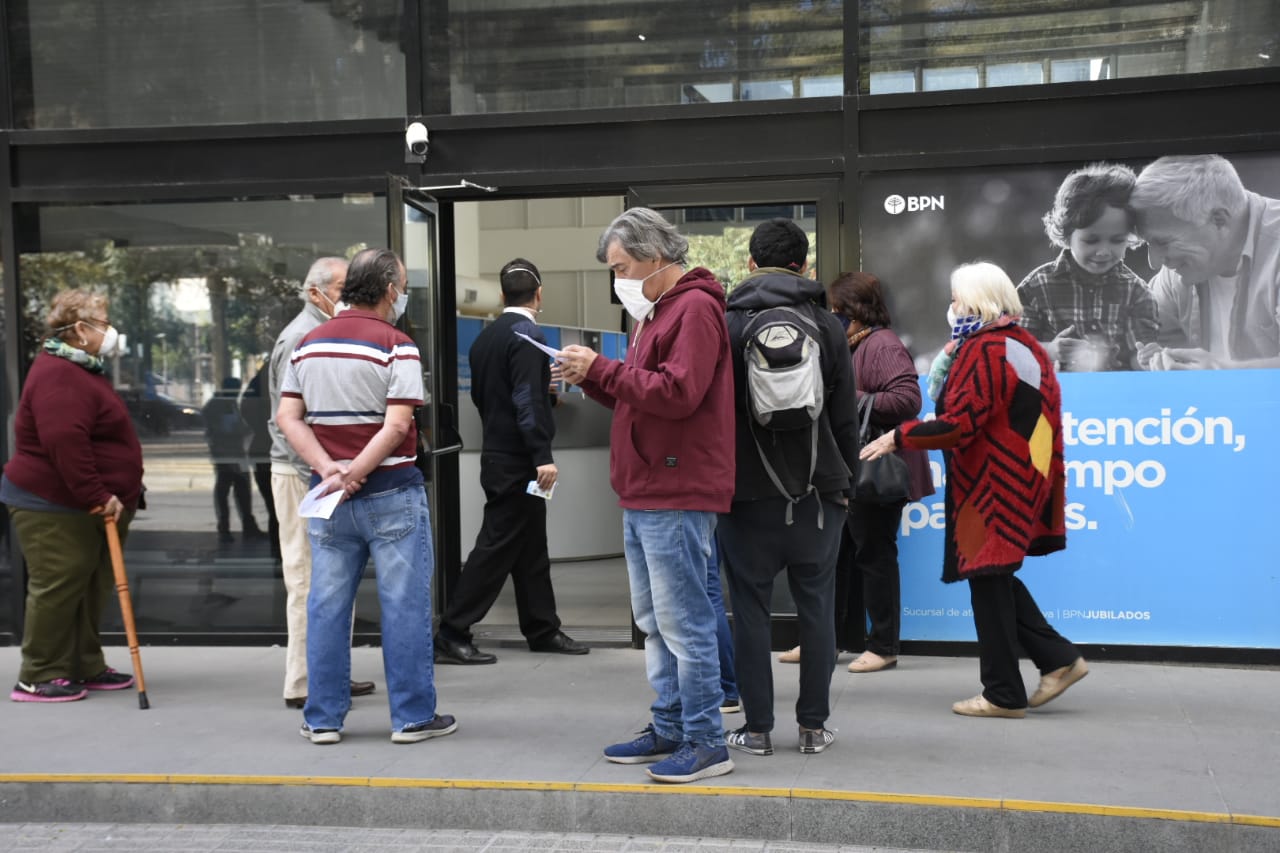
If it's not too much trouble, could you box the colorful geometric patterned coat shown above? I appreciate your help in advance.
[895,323,1066,582]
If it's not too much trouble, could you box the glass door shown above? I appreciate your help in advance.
[387,177,462,606]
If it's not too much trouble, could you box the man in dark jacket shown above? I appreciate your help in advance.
[718,218,860,758]
[558,207,736,785]
[435,259,587,665]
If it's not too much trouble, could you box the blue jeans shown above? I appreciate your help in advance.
[623,508,724,748]
[305,485,437,733]
[707,534,738,703]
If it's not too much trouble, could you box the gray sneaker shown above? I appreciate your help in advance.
[725,725,773,756]
[392,714,458,744]
[799,726,834,754]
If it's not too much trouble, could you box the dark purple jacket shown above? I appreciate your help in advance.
[853,328,935,503]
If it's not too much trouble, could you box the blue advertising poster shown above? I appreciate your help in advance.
[862,152,1280,649]
[897,370,1279,647]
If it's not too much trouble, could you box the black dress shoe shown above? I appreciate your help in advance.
[434,636,497,665]
[284,680,375,709]
[528,631,589,655]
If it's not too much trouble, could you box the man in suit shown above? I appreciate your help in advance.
[434,258,588,664]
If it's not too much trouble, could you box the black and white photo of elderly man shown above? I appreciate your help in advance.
[1129,154,1280,370]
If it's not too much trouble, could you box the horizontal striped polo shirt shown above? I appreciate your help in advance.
[281,308,424,493]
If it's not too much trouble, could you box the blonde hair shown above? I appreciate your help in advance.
[951,262,1021,324]
[46,290,109,343]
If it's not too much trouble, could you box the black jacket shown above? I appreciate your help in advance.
[469,311,556,471]
[724,268,860,502]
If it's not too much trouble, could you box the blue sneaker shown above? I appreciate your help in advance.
[646,742,734,784]
[604,724,679,764]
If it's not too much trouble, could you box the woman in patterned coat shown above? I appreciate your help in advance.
[860,262,1087,718]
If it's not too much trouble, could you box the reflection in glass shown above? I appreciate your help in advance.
[658,203,817,293]
[13,1,405,128]
[15,196,385,637]
[860,0,1280,95]
[439,0,843,114]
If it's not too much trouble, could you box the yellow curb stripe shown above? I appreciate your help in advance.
[2,774,1277,828]
[794,789,1004,810]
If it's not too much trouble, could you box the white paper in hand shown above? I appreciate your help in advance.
[298,481,344,519]
[514,330,563,360]
[526,479,556,501]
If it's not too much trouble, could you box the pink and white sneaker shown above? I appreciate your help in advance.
[77,668,136,691]
[11,678,89,702]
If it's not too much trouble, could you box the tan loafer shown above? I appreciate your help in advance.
[778,646,801,664]
[847,652,897,673]
[1029,657,1088,708]
[951,694,1025,718]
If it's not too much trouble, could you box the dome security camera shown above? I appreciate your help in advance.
[405,122,429,158]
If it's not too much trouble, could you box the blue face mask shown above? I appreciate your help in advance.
[947,305,982,340]
[836,313,852,332]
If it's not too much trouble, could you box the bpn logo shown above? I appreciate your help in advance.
[884,194,945,214]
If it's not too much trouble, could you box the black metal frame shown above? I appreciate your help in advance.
[0,0,1276,660]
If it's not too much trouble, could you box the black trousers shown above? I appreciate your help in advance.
[835,499,906,656]
[441,454,561,646]
[968,573,1079,709]
[252,462,279,554]
[212,463,255,532]
[718,494,844,733]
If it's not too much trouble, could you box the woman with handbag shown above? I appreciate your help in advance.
[860,262,1087,717]
[777,271,934,673]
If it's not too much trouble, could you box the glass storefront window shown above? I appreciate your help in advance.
[0,246,13,642]
[12,1,406,128]
[860,0,1280,96]
[14,196,386,638]
[437,1,843,115]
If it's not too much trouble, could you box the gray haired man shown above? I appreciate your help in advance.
[267,256,376,708]
[1130,154,1280,370]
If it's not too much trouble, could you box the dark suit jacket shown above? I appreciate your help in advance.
[469,310,556,495]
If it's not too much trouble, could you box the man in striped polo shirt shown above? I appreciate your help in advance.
[276,247,455,746]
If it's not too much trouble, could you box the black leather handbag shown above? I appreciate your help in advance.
[854,393,911,504]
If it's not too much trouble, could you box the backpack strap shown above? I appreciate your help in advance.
[748,414,822,529]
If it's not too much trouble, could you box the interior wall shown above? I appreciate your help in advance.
[454,195,628,562]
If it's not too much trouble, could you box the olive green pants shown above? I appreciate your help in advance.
[11,507,134,683]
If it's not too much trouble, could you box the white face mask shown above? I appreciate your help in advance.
[389,283,408,322]
[613,262,677,322]
[89,323,121,357]
[314,289,341,317]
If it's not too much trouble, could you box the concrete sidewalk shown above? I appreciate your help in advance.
[0,646,1276,852]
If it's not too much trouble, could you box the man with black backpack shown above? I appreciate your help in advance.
[718,218,860,758]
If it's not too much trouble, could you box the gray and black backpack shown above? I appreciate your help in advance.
[741,305,826,526]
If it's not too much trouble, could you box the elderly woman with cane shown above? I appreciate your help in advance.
[860,262,1087,718]
[1,289,144,702]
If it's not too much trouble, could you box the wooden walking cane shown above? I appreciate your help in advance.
[103,516,149,709]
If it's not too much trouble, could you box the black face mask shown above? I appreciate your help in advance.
[836,314,852,332]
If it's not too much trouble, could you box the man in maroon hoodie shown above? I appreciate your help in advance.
[558,207,736,784]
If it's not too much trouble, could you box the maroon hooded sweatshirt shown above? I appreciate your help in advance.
[579,267,735,512]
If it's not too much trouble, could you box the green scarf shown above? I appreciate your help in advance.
[43,337,105,373]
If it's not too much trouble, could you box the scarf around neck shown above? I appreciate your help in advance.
[927,315,1020,401]
[43,337,105,373]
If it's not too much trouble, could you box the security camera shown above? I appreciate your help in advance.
[405,122,429,159]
